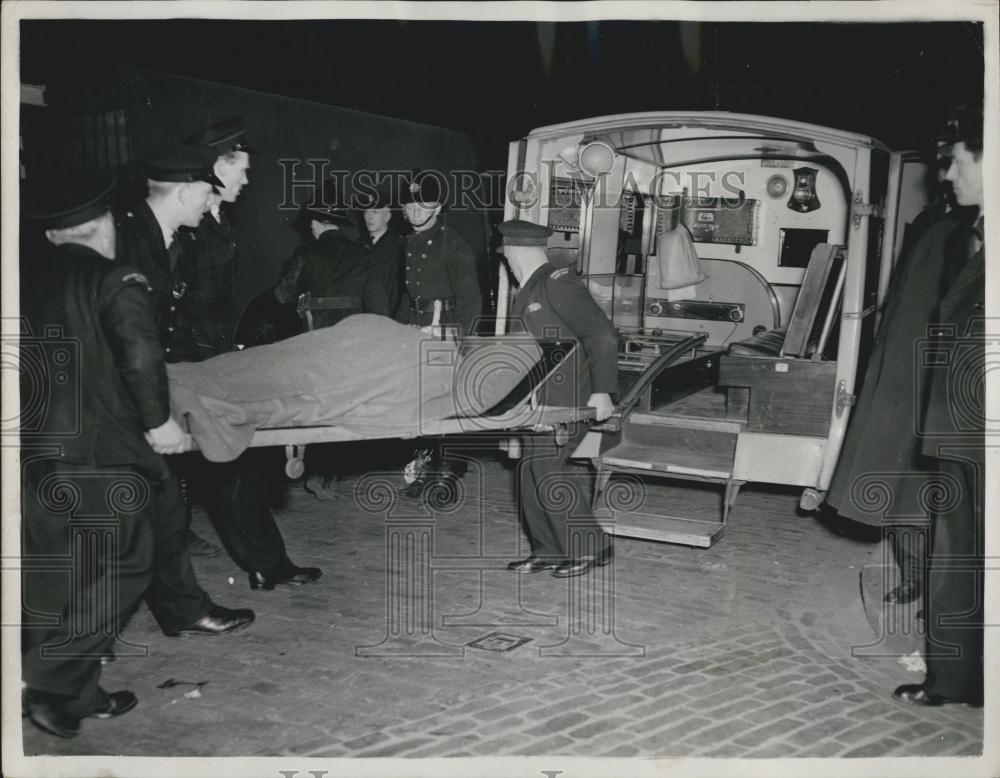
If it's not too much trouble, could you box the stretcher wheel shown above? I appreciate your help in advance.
[554,425,569,446]
[284,444,306,479]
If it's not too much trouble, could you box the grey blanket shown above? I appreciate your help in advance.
[167,314,539,462]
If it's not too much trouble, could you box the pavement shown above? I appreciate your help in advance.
[18,444,986,765]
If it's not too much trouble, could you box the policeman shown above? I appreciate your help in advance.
[357,188,404,318]
[20,170,186,737]
[499,219,618,577]
[294,194,367,330]
[116,145,223,362]
[179,120,323,590]
[115,147,255,635]
[396,170,481,336]
[396,171,483,498]
[274,183,367,499]
[181,116,254,358]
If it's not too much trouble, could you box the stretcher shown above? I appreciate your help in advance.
[183,339,596,477]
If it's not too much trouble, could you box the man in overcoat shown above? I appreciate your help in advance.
[894,105,986,707]
[826,163,960,606]
[20,169,190,737]
[116,146,255,634]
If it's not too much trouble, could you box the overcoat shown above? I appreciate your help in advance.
[826,213,960,525]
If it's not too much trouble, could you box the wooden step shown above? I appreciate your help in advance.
[600,443,733,480]
[597,510,725,547]
[627,412,742,434]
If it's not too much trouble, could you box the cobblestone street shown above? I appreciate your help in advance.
[19,449,986,768]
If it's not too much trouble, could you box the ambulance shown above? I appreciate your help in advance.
[499,112,931,547]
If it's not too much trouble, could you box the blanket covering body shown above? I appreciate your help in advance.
[168,314,539,461]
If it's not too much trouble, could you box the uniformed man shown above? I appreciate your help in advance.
[177,120,323,590]
[293,186,367,330]
[357,188,404,318]
[499,219,618,577]
[181,116,253,358]
[20,170,185,737]
[396,170,482,336]
[116,145,223,363]
[893,104,985,708]
[395,171,483,498]
[115,147,255,635]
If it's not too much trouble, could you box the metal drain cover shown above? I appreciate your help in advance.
[466,631,532,653]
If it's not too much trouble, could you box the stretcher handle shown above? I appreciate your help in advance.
[592,331,709,433]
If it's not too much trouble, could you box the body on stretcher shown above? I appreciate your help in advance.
[179,338,597,478]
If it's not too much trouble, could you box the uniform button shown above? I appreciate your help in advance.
[421,254,426,258]
[169,306,176,312]
[406,266,411,270]
[407,252,413,257]
[167,326,175,333]
[427,240,433,245]
[165,347,172,353]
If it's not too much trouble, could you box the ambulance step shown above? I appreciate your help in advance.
[627,412,742,434]
[601,444,732,480]
[598,510,725,548]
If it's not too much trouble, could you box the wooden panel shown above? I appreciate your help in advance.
[782,243,840,357]
[600,439,734,479]
[597,510,725,547]
[718,356,837,436]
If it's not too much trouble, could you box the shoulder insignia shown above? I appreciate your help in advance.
[120,272,151,289]
[549,268,569,280]
[527,302,542,313]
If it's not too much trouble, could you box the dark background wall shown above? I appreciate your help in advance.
[20,19,985,170]
[18,18,985,312]
[23,65,489,314]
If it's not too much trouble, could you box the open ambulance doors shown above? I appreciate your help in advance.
[499,112,929,547]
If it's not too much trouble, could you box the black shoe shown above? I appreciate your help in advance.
[89,689,138,719]
[249,565,323,591]
[166,605,256,636]
[26,688,137,738]
[398,479,425,498]
[892,684,977,707]
[187,531,222,558]
[884,581,921,604]
[26,700,81,739]
[552,545,615,578]
[506,556,562,573]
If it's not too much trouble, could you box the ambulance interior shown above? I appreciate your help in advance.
[517,117,898,545]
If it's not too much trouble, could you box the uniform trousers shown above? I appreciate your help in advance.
[22,460,154,715]
[517,422,608,560]
[144,466,213,633]
[201,452,293,579]
[924,456,984,704]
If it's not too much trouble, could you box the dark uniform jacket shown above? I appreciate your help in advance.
[185,206,237,358]
[920,221,985,466]
[826,212,960,525]
[509,263,618,407]
[361,229,404,318]
[21,242,171,478]
[396,220,482,336]
[295,230,369,329]
[116,201,199,363]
